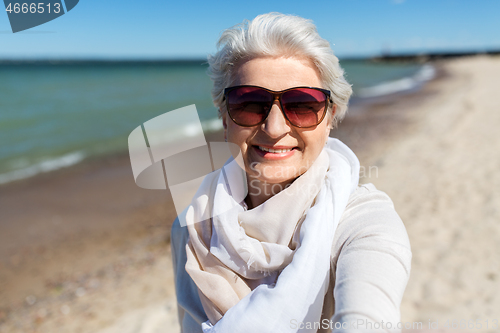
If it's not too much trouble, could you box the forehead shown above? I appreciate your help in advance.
[232,56,323,91]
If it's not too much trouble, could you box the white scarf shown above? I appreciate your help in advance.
[181,138,360,332]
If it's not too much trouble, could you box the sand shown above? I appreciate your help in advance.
[1,55,499,333]
[367,56,500,326]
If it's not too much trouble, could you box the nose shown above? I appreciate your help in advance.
[261,101,291,138]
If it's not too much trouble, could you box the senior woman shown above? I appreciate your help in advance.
[171,13,412,333]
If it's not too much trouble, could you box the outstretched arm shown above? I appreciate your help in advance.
[331,184,412,332]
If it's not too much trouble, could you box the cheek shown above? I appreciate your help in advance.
[226,124,254,156]
[301,129,329,161]
[227,124,245,144]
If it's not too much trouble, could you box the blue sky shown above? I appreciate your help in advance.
[0,0,499,59]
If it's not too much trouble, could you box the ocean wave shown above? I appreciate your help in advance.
[181,118,222,137]
[0,151,86,185]
[356,64,436,98]
[0,118,223,186]
[202,117,224,132]
[143,116,223,143]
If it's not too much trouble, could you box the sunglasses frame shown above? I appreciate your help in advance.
[223,85,333,128]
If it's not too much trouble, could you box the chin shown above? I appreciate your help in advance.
[250,165,300,184]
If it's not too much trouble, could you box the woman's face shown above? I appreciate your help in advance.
[222,56,334,187]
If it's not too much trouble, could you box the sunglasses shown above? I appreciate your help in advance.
[223,85,332,128]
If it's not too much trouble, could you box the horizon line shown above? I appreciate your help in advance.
[0,48,499,64]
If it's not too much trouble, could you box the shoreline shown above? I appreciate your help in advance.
[3,55,499,332]
[332,61,446,170]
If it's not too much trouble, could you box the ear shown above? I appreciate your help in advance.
[325,104,336,137]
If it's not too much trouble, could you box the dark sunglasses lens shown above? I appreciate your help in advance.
[226,87,273,126]
[282,88,327,127]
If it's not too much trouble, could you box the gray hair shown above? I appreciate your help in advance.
[207,12,352,127]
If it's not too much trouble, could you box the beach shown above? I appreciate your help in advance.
[370,56,500,325]
[1,55,500,332]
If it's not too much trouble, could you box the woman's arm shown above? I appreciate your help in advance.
[331,184,412,332]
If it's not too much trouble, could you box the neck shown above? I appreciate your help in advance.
[244,176,295,209]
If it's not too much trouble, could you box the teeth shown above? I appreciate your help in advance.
[258,146,293,153]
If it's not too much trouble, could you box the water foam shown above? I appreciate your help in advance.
[357,64,436,98]
[0,151,85,185]
[0,118,223,185]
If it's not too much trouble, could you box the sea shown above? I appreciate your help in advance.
[0,60,435,184]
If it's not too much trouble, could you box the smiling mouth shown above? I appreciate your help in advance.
[256,146,296,153]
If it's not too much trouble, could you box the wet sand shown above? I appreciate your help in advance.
[1,56,500,332]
